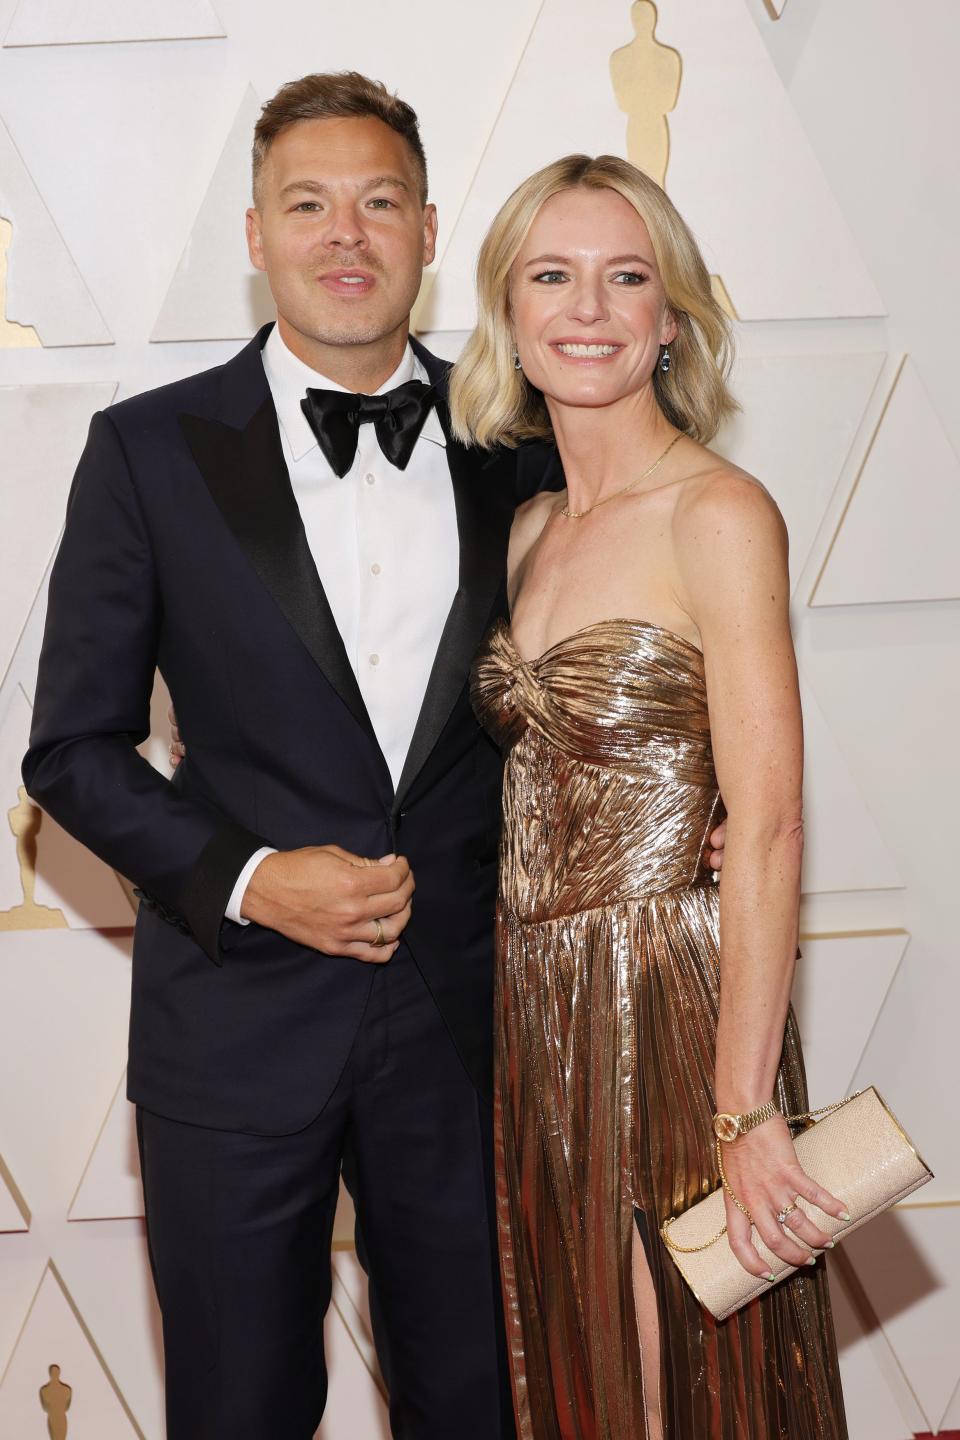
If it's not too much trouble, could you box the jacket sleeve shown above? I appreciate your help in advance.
[22,409,268,963]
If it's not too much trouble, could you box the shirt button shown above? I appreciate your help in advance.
[371,563,381,576]
[365,473,376,486]
[369,653,380,667]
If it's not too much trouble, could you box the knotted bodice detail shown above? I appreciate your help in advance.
[471,618,723,923]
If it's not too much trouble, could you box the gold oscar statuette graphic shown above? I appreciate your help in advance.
[610,1,681,188]
[39,1363,72,1440]
[0,216,41,347]
[609,8,737,319]
[0,786,68,930]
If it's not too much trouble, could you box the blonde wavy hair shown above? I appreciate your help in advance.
[449,153,737,449]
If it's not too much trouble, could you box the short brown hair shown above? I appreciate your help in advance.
[252,71,429,206]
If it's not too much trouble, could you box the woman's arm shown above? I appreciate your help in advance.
[675,470,847,1277]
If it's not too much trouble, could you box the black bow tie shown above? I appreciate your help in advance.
[300,380,435,479]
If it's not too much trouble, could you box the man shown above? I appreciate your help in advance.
[25,72,725,1439]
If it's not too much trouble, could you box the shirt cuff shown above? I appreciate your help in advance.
[225,846,277,926]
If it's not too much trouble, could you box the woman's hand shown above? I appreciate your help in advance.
[721,1118,849,1280]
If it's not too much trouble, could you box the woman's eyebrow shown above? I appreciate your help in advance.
[522,251,655,267]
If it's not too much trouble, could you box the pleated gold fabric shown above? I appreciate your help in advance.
[470,618,848,1440]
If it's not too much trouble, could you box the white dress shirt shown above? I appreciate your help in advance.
[225,324,459,924]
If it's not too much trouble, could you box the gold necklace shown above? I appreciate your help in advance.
[560,433,683,519]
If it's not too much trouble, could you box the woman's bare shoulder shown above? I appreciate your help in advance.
[510,488,557,553]
[673,452,786,553]
[515,486,558,527]
[669,452,791,637]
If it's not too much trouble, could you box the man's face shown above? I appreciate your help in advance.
[247,115,437,353]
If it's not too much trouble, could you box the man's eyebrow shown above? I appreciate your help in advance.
[361,175,411,193]
[279,175,411,198]
[279,179,330,197]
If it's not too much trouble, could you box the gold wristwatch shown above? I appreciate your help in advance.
[712,1099,779,1143]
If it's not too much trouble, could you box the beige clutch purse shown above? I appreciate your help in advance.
[660,1087,932,1321]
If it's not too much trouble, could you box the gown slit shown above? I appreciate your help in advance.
[632,1206,665,1439]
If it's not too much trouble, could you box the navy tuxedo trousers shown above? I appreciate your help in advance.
[137,945,515,1440]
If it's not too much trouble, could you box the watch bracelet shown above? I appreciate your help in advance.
[715,1091,855,1142]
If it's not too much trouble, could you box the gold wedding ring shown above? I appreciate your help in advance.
[776,1202,798,1225]
[372,918,386,947]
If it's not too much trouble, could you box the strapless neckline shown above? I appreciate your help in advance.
[499,616,704,668]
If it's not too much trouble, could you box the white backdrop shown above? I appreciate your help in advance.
[0,1,958,1435]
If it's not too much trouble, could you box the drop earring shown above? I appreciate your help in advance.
[513,350,523,371]
[659,346,671,374]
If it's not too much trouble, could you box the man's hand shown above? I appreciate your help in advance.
[168,704,185,770]
[242,846,414,963]
[705,818,727,872]
[167,706,410,960]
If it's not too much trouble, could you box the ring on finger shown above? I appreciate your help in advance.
[776,1201,798,1225]
[372,918,386,947]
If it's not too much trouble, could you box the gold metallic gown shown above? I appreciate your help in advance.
[470,619,848,1440]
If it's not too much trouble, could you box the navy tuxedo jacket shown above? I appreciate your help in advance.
[24,325,558,1134]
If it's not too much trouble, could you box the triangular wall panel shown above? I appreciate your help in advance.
[0,1153,29,1232]
[791,930,908,1102]
[0,383,116,689]
[331,1252,375,1364]
[151,86,273,342]
[940,1370,960,1432]
[51,1234,163,1439]
[0,116,111,344]
[317,1254,388,1436]
[659,0,882,319]
[830,1252,925,1437]
[0,929,132,1219]
[4,0,224,46]
[716,352,886,592]
[68,1075,143,1222]
[423,0,648,331]
[0,1254,45,1398]
[425,0,882,330]
[812,357,960,605]
[799,674,903,895]
[0,1263,143,1437]
[843,1209,960,1434]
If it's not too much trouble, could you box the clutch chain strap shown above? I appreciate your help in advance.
[660,1091,865,1255]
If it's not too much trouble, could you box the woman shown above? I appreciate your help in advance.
[455,155,850,1439]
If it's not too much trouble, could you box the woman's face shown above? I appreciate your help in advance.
[509,186,677,414]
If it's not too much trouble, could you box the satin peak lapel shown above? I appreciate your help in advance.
[179,398,379,747]
[394,408,513,809]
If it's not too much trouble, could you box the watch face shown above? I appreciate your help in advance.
[713,1114,740,1143]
